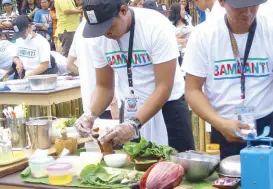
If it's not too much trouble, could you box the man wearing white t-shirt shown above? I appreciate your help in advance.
[183,0,273,159]
[75,0,195,152]
[67,20,119,119]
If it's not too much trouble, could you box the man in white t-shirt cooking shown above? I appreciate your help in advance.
[12,15,58,78]
[75,0,195,152]
[183,0,273,159]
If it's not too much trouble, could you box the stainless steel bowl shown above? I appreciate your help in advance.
[28,74,57,91]
[218,155,241,178]
[170,152,220,182]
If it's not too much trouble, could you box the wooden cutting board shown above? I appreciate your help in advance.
[0,138,89,178]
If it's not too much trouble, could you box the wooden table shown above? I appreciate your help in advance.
[0,82,81,116]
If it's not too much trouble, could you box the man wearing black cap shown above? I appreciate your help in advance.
[183,0,273,159]
[75,0,195,152]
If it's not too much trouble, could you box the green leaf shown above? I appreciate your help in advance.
[20,167,31,178]
[123,137,177,160]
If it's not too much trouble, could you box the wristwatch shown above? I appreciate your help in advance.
[129,117,142,138]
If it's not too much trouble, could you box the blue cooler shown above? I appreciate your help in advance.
[237,127,273,189]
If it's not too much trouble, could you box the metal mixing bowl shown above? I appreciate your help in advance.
[170,152,220,182]
[218,155,241,178]
[28,74,57,91]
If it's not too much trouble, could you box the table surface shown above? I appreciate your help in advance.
[0,80,81,106]
[0,82,80,95]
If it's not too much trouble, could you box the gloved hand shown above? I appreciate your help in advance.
[99,120,137,146]
[75,111,97,137]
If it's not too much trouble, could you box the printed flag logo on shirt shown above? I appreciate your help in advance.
[214,58,272,80]
[105,50,152,69]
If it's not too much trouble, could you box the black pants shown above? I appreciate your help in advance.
[13,55,58,79]
[99,110,112,119]
[162,95,195,152]
[211,111,273,160]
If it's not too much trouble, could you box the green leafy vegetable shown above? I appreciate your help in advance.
[80,164,142,188]
[56,118,77,129]
[123,137,177,160]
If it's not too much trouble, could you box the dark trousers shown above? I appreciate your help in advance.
[162,95,195,152]
[59,31,75,57]
[12,55,58,79]
[99,110,112,120]
[211,111,273,160]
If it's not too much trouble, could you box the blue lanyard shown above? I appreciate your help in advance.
[224,15,257,100]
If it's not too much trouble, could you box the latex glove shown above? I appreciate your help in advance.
[75,111,97,137]
[99,120,137,146]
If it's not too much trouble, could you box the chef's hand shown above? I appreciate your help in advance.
[218,120,251,143]
[99,120,136,146]
[75,111,97,137]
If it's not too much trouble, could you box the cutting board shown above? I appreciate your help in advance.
[0,138,89,178]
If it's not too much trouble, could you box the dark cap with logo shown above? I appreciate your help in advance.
[82,0,123,38]
[12,15,31,39]
[157,4,169,13]
[226,0,267,8]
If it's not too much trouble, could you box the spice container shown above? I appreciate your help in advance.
[46,163,73,185]
[29,156,54,178]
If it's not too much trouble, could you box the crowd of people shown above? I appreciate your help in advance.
[0,0,272,159]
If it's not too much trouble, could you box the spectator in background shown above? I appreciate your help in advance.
[179,0,193,25]
[21,0,40,21]
[169,3,193,66]
[143,0,157,10]
[0,32,23,79]
[12,15,58,78]
[75,0,83,21]
[33,0,53,42]
[49,1,57,50]
[55,0,82,57]
[192,0,225,22]
[0,0,18,41]
[128,0,144,8]
[158,4,170,17]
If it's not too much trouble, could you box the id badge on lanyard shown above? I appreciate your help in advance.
[225,15,258,136]
[119,8,139,120]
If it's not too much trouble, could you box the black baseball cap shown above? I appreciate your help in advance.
[158,4,169,13]
[82,0,121,38]
[12,15,31,39]
[226,0,267,8]
[143,0,157,10]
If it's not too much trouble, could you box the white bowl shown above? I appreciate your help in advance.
[104,154,127,168]
[80,152,103,163]
[5,79,28,91]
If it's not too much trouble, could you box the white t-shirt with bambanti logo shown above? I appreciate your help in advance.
[16,34,51,75]
[0,40,17,70]
[182,15,273,120]
[88,8,184,101]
